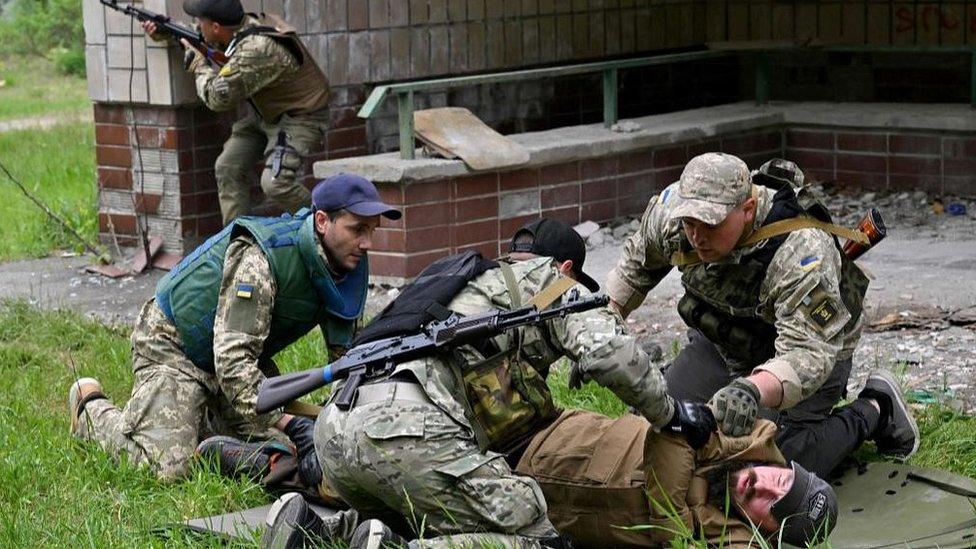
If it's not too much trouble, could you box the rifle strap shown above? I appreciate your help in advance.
[670,217,871,267]
[498,261,522,308]
[283,400,322,418]
[528,276,578,311]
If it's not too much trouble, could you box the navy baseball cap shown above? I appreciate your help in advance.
[311,173,401,220]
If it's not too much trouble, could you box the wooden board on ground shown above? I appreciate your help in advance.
[414,107,530,171]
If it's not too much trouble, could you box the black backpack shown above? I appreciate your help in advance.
[352,250,497,346]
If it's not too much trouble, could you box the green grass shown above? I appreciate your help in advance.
[1,300,973,547]
[0,121,97,260]
[0,55,89,120]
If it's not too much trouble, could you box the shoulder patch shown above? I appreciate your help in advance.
[218,64,238,77]
[808,298,837,328]
[235,283,254,299]
[661,188,672,204]
[800,255,821,271]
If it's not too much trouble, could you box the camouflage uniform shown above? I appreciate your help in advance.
[74,237,342,479]
[312,257,675,547]
[193,15,330,225]
[606,152,868,476]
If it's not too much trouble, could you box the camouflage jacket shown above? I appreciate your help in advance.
[192,17,300,113]
[209,236,346,427]
[389,257,676,431]
[606,183,863,409]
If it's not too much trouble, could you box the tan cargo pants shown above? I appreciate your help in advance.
[73,300,282,480]
[214,108,329,225]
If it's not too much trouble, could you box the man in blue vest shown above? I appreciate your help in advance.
[68,173,400,480]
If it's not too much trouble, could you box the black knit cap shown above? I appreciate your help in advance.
[183,0,245,26]
[771,462,839,545]
[510,218,600,293]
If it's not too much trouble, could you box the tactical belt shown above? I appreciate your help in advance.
[353,380,431,407]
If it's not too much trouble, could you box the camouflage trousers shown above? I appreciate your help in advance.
[72,299,282,480]
[313,393,557,548]
[214,108,329,225]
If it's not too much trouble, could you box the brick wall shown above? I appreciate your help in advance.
[94,103,233,252]
[786,128,976,197]
[367,128,784,279]
[84,1,976,259]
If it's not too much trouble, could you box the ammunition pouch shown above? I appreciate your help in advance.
[454,345,560,455]
[676,293,777,367]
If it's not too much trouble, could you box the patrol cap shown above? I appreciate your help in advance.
[669,152,751,225]
[510,218,600,293]
[753,158,804,190]
[771,462,839,545]
[311,173,402,220]
[183,0,245,26]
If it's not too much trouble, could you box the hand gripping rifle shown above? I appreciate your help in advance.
[99,0,229,67]
[256,290,610,414]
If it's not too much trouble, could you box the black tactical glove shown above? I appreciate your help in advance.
[282,416,316,460]
[665,399,717,449]
[708,377,761,437]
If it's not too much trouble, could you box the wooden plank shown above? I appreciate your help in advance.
[413,107,530,171]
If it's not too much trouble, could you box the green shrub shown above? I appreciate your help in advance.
[47,46,85,76]
[0,0,87,56]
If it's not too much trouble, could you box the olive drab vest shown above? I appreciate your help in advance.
[234,13,330,122]
[675,187,868,367]
[451,261,565,454]
[154,209,367,372]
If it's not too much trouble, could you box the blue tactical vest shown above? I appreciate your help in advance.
[155,208,367,372]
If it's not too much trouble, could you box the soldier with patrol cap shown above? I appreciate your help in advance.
[68,173,400,481]
[254,218,716,548]
[142,0,332,225]
[606,152,920,479]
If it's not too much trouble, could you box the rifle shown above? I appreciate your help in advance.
[99,0,228,67]
[256,290,610,414]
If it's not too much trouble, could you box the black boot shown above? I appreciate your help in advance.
[263,492,329,549]
[857,370,920,461]
[348,519,407,549]
[196,435,292,481]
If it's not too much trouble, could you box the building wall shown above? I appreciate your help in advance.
[83,1,976,257]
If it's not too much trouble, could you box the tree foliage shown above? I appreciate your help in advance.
[0,0,85,76]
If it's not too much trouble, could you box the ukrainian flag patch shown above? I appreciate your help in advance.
[800,255,821,271]
[236,283,254,299]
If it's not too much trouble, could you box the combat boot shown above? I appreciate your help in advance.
[348,519,407,549]
[262,492,329,549]
[68,377,105,436]
[195,435,292,481]
[858,370,920,461]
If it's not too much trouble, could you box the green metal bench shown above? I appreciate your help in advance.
[356,50,731,159]
[358,45,976,160]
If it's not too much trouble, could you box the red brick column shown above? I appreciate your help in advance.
[93,103,231,253]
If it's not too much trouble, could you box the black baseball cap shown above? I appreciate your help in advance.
[510,218,600,293]
[771,462,839,545]
[183,0,245,26]
[311,173,401,220]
